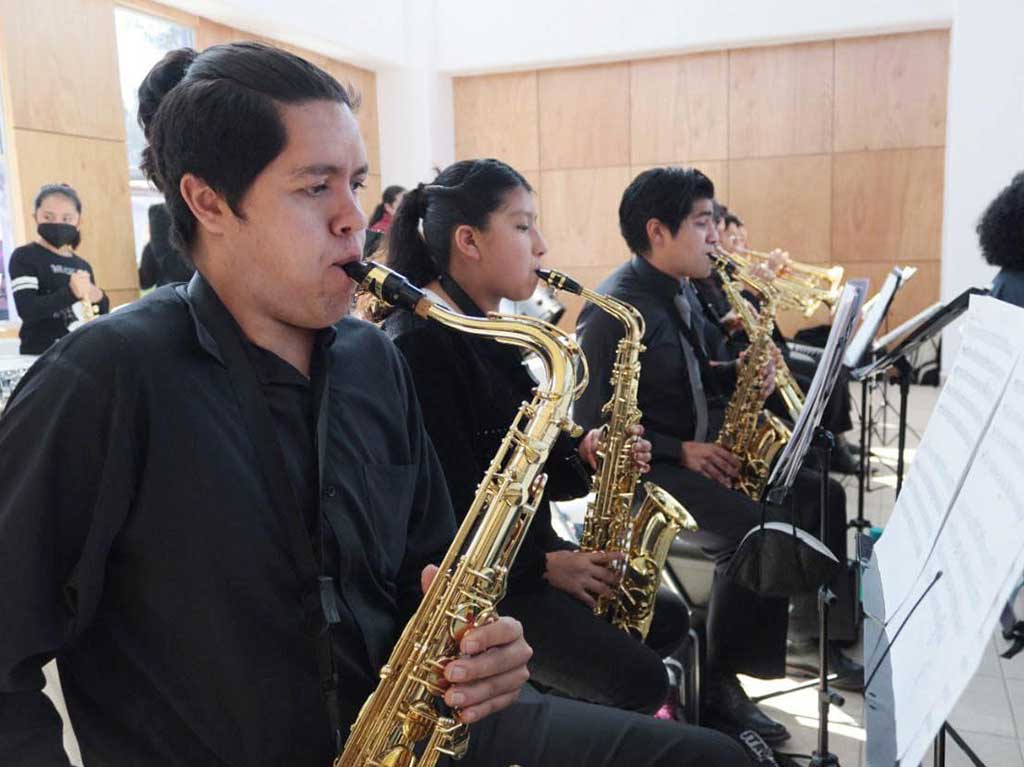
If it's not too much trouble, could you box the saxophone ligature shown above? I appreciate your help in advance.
[335,261,587,767]
[537,268,696,640]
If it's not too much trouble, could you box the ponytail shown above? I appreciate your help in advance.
[386,160,531,288]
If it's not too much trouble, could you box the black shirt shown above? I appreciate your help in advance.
[384,299,588,592]
[575,256,736,463]
[0,274,455,766]
[8,242,110,355]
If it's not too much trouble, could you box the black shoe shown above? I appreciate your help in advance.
[703,672,791,744]
[786,640,864,692]
[830,441,861,475]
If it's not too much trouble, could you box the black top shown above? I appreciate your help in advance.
[0,274,455,766]
[992,267,1024,309]
[575,256,736,463]
[8,242,110,355]
[383,291,588,592]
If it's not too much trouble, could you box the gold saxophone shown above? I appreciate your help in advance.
[537,268,696,641]
[711,254,791,500]
[727,247,843,318]
[335,261,587,767]
[713,247,804,422]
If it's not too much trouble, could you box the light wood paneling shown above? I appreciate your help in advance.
[630,52,728,165]
[630,161,730,207]
[107,287,141,307]
[834,31,949,152]
[539,167,632,272]
[454,72,540,171]
[196,19,250,49]
[14,129,137,290]
[728,41,834,159]
[728,155,832,263]
[0,0,125,141]
[831,148,944,264]
[320,59,380,173]
[538,63,630,170]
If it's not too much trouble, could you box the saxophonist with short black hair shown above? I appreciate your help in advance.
[575,167,859,745]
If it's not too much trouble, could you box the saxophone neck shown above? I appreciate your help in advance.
[536,268,645,340]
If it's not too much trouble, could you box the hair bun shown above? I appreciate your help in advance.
[137,47,197,135]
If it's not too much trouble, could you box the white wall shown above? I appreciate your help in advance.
[939,0,1024,368]
[435,0,952,74]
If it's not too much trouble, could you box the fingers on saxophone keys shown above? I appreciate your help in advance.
[444,657,532,710]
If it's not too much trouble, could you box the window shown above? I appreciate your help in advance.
[113,6,194,266]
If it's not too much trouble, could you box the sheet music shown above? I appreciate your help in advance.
[885,360,1024,765]
[872,301,942,351]
[872,297,1024,619]
[844,269,902,369]
[765,283,864,499]
[865,297,1024,766]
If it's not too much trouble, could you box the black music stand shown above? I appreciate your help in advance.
[844,269,915,530]
[739,284,865,767]
[852,287,987,497]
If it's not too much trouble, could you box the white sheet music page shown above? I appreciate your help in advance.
[888,354,1024,766]
[872,296,1024,617]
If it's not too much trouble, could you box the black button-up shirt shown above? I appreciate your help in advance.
[575,256,737,463]
[0,274,455,766]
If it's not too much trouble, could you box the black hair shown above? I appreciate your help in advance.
[386,159,532,287]
[977,172,1024,269]
[34,183,83,248]
[723,212,744,229]
[137,42,354,254]
[618,167,715,257]
[712,200,727,224]
[368,185,407,228]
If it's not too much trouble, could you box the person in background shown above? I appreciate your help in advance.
[8,183,108,355]
[138,202,195,288]
[362,184,405,258]
[978,170,1024,308]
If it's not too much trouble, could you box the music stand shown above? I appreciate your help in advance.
[845,268,916,530]
[745,284,865,767]
[852,287,987,496]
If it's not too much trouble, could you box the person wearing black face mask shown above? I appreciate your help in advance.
[7,183,109,355]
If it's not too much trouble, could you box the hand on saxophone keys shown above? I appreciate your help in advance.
[681,441,741,488]
[418,565,534,725]
[544,550,625,609]
[738,346,779,400]
[578,424,651,474]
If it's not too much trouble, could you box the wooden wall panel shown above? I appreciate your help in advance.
[196,19,249,49]
[540,167,632,271]
[320,59,380,174]
[727,155,832,263]
[107,287,141,307]
[454,72,539,171]
[728,41,833,159]
[0,0,125,141]
[13,129,137,291]
[630,52,728,165]
[630,161,730,211]
[834,31,949,152]
[836,259,940,328]
[538,63,630,170]
[832,148,944,264]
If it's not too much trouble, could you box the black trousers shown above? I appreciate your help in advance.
[500,584,689,714]
[647,462,847,680]
[458,683,750,767]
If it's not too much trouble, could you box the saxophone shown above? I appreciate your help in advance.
[711,254,791,500]
[335,261,587,767]
[713,246,804,422]
[537,268,696,640]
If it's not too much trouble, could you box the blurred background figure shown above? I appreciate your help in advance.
[363,184,405,258]
[138,202,194,289]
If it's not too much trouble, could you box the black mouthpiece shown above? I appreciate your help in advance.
[343,260,426,312]
[536,268,583,296]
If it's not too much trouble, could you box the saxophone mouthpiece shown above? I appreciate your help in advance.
[343,261,428,314]
[536,268,583,296]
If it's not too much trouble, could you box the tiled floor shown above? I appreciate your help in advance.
[41,383,1024,766]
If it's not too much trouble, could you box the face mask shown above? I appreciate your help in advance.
[38,222,79,249]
